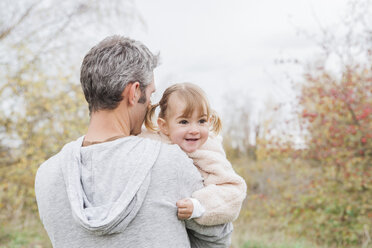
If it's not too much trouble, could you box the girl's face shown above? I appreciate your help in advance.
[158,94,209,153]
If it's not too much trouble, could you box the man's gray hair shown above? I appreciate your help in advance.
[80,35,159,113]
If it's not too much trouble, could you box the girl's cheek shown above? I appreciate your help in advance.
[172,129,185,138]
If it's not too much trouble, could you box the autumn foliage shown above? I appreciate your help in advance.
[290,62,372,245]
[0,64,88,222]
[301,68,371,181]
[1,1,372,247]
[229,6,372,246]
[231,65,372,247]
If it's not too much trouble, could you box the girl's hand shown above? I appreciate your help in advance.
[176,198,194,220]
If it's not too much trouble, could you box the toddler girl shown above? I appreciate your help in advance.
[140,83,247,225]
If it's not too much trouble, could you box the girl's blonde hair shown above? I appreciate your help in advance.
[145,83,222,135]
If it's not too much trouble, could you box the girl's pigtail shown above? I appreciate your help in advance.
[145,103,160,132]
[209,110,222,135]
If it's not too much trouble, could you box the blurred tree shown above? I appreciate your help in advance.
[222,90,293,161]
[297,0,372,186]
[0,0,141,223]
[222,91,258,160]
[223,1,372,246]
[0,0,142,74]
[289,0,372,246]
[0,68,88,221]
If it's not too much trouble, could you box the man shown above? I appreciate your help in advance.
[35,35,232,247]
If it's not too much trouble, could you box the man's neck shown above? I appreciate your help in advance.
[85,109,130,142]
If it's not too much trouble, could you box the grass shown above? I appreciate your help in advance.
[1,215,318,248]
[0,157,322,248]
[241,241,311,248]
[230,157,325,248]
[1,157,369,248]
[231,217,321,248]
[0,217,51,248]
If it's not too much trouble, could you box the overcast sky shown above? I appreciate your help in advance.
[5,0,352,125]
[125,0,349,116]
[0,0,359,146]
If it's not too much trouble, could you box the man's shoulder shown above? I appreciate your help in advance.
[36,149,64,184]
[35,139,76,186]
[156,143,203,182]
[138,129,172,144]
[35,152,66,204]
[157,142,193,166]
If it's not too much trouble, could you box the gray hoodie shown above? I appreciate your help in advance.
[35,135,232,247]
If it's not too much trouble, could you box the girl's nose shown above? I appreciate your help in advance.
[189,124,199,134]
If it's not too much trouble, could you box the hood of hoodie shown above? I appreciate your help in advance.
[59,135,161,236]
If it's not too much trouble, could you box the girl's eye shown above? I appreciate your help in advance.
[199,119,207,124]
[179,120,188,124]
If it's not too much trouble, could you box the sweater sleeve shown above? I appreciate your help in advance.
[187,136,247,226]
[173,146,233,248]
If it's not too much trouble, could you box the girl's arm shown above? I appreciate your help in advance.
[187,135,247,226]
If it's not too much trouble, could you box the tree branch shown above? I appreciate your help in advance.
[0,2,39,41]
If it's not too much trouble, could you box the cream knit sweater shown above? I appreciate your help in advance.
[139,130,247,226]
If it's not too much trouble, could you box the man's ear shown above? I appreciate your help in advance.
[157,118,169,135]
[125,82,141,106]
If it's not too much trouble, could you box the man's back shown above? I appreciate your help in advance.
[35,136,232,248]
